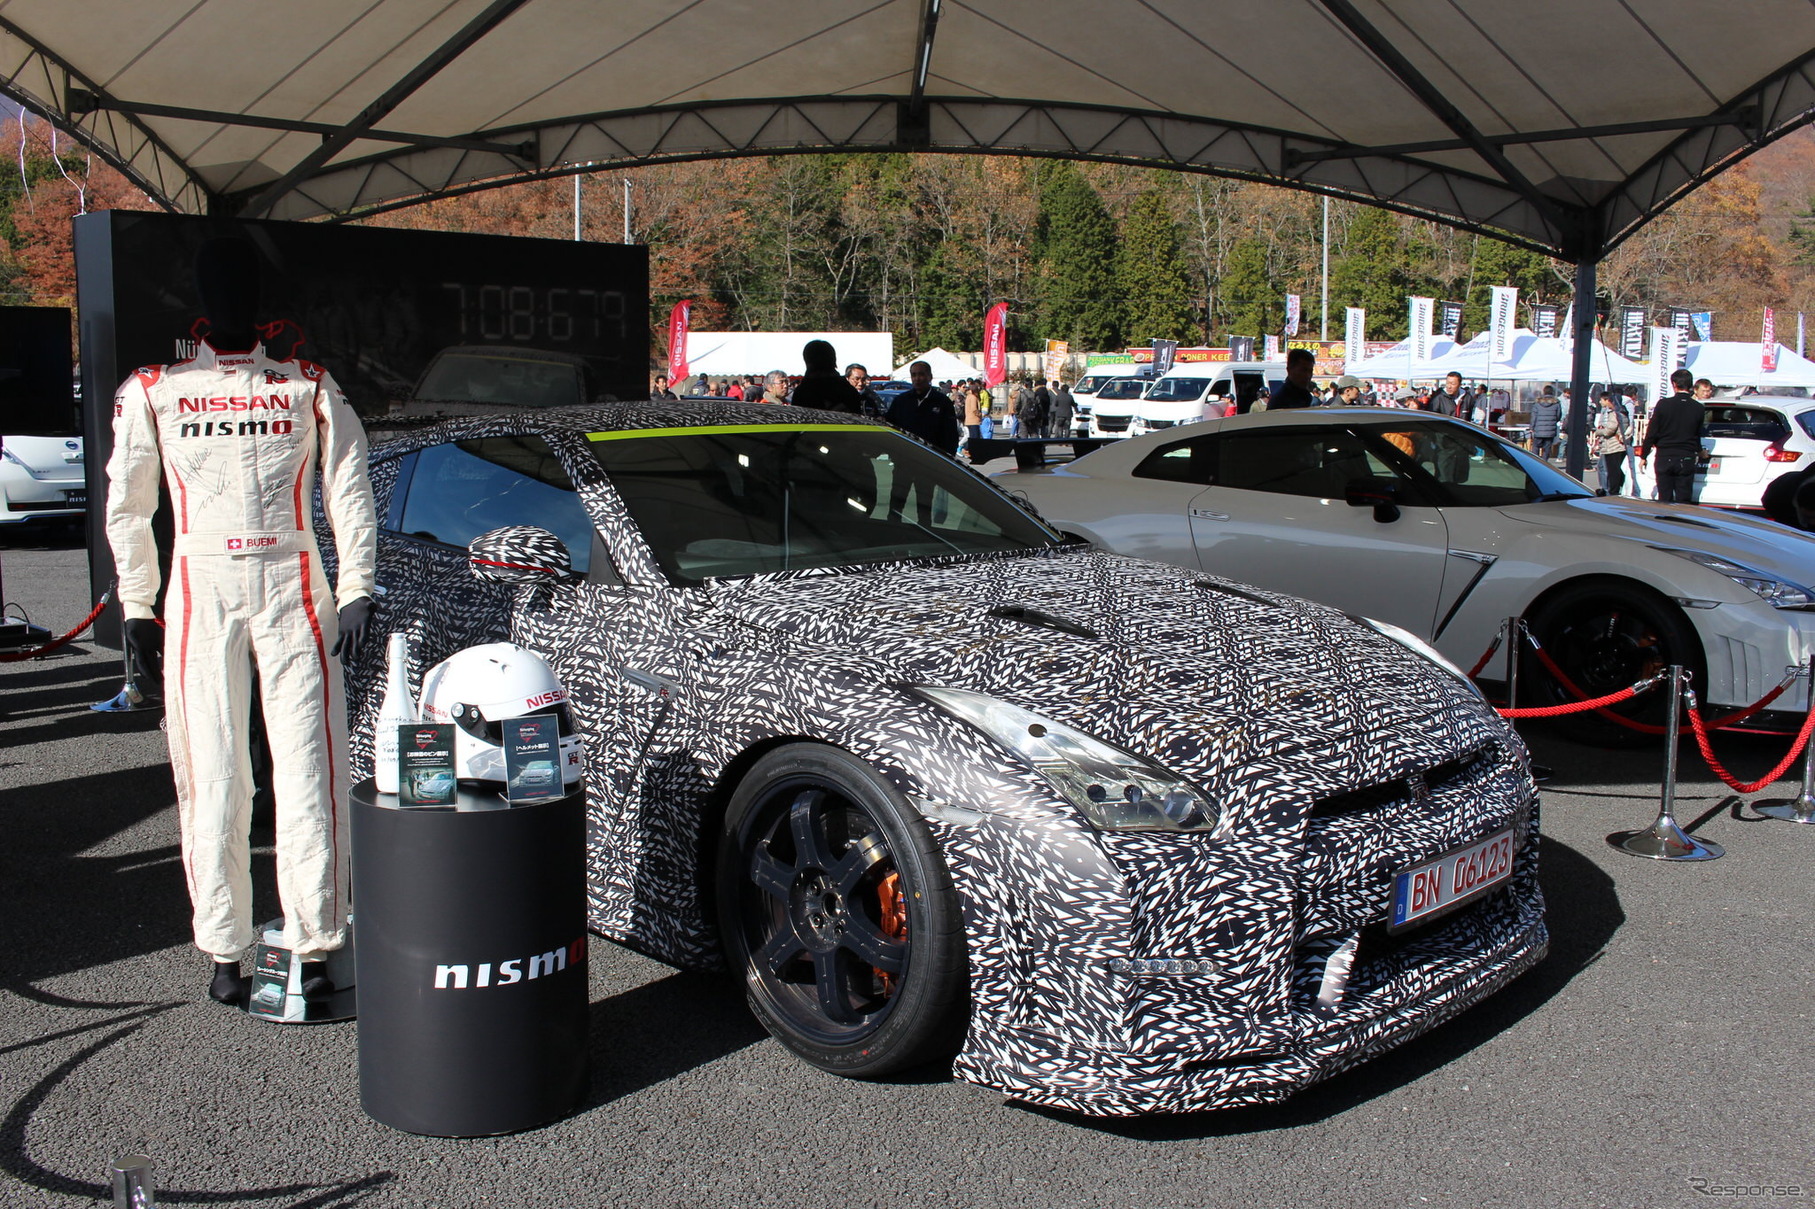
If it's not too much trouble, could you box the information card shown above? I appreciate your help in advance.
[399,723,458,807]
[503,715,563,804]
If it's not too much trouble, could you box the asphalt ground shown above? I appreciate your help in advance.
[1,527,1811,1209]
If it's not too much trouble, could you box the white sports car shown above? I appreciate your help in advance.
[1000,408,1815,737]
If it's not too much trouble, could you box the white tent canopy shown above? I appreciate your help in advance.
[8,1,1815,261]
[1425,331,1650,383]
[895,348,978,382]
[1682,342,1815,389]
[685,332,894,379]
[1345,337,1460,380]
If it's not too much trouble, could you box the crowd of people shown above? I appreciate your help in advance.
[653,342,1734,500]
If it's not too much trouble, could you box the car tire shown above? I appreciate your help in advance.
[1522,580,1704,745]
[716,743,968,1077]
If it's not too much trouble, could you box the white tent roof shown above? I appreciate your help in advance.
[895,348,978,382]
[685,332,894,378]
[1424,331,1650,383]
[9,1,1815,259]
[1346,337,1460,380]
[1682,342,1815,388]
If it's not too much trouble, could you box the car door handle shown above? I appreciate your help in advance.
[1191,508,1230,521]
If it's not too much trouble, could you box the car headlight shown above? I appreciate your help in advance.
[1656,547,1815,610]
[1349,614,1485,699]
[911,686,1220,833]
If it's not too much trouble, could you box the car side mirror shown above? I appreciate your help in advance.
[1345,478,1401,523]
[468,525,573,585]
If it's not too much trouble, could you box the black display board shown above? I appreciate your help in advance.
[75,210,648,643]
[0,306,76,436]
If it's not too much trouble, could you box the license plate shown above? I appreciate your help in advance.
[1389,828,1515,931]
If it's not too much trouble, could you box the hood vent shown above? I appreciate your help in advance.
[987,604,1099,640]
[1193,579,1278,608]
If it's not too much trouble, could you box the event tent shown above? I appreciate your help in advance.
[1345,337,1460,380]
[1681,342,1815,389]
[1424,331,1650,383]
[686,331,894,379]
[895,348,979,382]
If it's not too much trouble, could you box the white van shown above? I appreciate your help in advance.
[1073,366,1137,399]
[1085,376,1156,437]
[1139,361,1287,430]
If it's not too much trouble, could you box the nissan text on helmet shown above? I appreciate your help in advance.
[419,643,586,788]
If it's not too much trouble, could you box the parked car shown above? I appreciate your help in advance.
[1002,408,1815,738]
[0,434,85,525]
[1085,376,1155,437]
[1693,398,1815,511]
[326,401,1545,1116]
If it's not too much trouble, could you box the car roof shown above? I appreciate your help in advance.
[368,399,891,450]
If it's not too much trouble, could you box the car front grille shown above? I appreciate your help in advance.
[1096,415,1132,432]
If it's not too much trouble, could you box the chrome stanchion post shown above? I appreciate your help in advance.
[1504,616,1521,711]
[1754,654,1815,824]
[110,1154,155,1208]
[1609,666,1724,861]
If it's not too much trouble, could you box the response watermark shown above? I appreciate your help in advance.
[1686,1176,1808,1198]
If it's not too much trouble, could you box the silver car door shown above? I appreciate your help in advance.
[1184,424,1452,635]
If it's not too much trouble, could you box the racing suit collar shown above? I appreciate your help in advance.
[192,338,266,370]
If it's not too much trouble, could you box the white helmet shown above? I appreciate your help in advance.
[418,642,585,788]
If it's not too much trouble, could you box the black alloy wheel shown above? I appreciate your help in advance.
[716,744,967,1077]
[1522,581,1703,745]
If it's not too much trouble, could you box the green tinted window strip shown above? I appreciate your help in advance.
[587,424,877,442]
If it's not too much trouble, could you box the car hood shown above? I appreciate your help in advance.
[703,549,1505,798]
[1496,496,1815,582]
[2,435,83,475]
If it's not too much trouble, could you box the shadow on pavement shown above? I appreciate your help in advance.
[582,970,769,1110]
[0,1019,395,1205]
[1028,834,1620,1139]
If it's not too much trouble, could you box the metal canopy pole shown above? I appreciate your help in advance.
[1565,259,1596,480]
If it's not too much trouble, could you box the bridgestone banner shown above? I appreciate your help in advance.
[1651,326,1681,404]
[1489,286,1518,365]
[982,301,1009,387]
[1409,296,1434,364]
[1345,307,1365,362]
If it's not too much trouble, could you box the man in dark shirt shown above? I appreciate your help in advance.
[844,363,887,419]
[1639,368,1705,504]
[787,339,864,414]
[1427,371,1465,418]
[885,360,960,456]
[1268,348,1318,408]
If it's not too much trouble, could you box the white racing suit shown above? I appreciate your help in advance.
[106,341,377,962]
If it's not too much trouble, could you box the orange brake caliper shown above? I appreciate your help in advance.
[875,869,907,995]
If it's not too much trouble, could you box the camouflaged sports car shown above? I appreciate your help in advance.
[333,401,1546,1116]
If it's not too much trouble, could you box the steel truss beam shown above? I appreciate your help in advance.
[64,91,536,160]
[0,15,204,215]
[1285,110,1759,164]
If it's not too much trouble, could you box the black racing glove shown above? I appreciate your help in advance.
[332,596,375,663]
[123,616,164,686]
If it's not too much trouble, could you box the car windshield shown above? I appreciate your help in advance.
[416,352,585,406]
[1143,377,1208,403]
[1351,418,1593,506]
[589,424,1064,583]
[1096,379,1149,400]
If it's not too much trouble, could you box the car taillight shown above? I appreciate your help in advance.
[1764,442,1803,462]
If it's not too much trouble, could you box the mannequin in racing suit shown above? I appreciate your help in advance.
[106,239,377,1006]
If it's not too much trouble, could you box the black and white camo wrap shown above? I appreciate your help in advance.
[468,524,573,583]
[322,402,1548,1117]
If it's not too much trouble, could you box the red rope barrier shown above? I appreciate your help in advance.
[0,592,110,662]
[1521,637,1797,735]
[1467,627,1506,679]
[1498,684,1641,718]
[1686,694,1815,794]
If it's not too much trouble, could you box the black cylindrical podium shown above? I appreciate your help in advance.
[351,780,589,1136]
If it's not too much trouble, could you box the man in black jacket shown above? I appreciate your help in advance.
[1268,348,1318,408]
[1639,368,1705,504]
[885,360,960,456]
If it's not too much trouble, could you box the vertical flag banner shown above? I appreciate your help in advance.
[1439,300,1464,339]
[1264,334,1281,361]
[1619,306,1646,358]
[1690,311,1713,340]
[1151,339,1177,376]
[1800,313,1807,359]
[667,299,692,385]
[982,301,1009,387]
[1409,296,1434,364]
[1561,302,1575,346]
[1531,303,1559,339]
[1650,327,1681,405]
[1228,336,1255,362]
[1669,308,1693,343]
[1762,307,1778,372]
[1345,307,1365,363]
[1043,338,1069,384]
[1489,286,1518,364]
[1284,294,1301,337]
